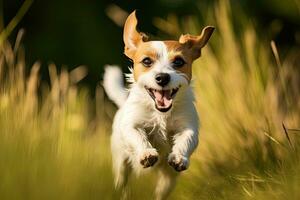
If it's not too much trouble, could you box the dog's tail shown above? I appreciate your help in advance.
[103,65,128,107]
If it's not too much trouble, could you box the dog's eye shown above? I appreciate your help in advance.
[172,57,185,68]
[141,57,153,67]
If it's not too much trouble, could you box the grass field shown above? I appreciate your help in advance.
[0,1,299,199]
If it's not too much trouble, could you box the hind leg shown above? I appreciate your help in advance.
[112,154,131,189]
[111,131,132,199]
[113,156,132,200]
[111,143,133,200]
[155,165,178,200]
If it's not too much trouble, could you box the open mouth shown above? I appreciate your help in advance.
[145,87,179,112]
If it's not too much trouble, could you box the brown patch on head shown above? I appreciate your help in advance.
[123,11,215,82]
[163,26,215,81]
[163,40,194,81]
[131,42,159,80]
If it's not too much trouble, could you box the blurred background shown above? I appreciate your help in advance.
[0,0,299,200]
[2,0,300,86]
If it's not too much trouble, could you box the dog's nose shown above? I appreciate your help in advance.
[155,73,170,87]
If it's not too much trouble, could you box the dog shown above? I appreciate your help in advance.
[103,11,214,200]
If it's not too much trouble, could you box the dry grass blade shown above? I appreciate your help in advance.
[59,68,69,97]
[282,122,294,149]
[263,131,281,145]
[69,65,88,84]
[235,177,267,183]
[0,0,33,46]
[25,61,40,115]
[288,129,300,133]
[48,63,60,106]
[13,29,25,53]
[242,186,253,197]
[271,40,282,68]
[271,40,290,106]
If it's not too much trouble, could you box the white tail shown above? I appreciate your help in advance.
[103,65,128,107]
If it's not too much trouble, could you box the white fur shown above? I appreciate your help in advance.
[103,65,128,107]
[104,42,199,200]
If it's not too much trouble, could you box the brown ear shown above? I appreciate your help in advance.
[179,26,215,60]
[123,11,148,58]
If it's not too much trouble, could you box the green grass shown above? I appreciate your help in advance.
[0,1,299,199]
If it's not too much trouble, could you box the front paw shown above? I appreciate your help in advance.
[140,149,159,168]
[168,153,189,172]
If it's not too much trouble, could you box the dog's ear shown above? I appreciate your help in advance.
[179,26,214,60]
[123,11,148,59]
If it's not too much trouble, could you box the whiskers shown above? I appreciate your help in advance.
[177,71,190,83]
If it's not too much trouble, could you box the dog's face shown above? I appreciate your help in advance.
[124,11,214,112]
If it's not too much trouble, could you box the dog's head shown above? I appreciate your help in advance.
[124,11,214,113]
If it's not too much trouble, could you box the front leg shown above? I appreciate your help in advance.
[123,126,158,168]
[168,128,198,172]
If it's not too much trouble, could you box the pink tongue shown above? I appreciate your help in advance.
[153,90,172,108]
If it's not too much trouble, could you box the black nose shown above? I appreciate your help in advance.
[155,73,170,87]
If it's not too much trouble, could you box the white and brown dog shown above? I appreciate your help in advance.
[103,11,214,200]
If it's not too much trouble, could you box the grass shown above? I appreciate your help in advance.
[0,1,299,199]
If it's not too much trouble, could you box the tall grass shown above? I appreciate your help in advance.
[0,30,115,199]
[0,1,299,200]
[157,1,300,199]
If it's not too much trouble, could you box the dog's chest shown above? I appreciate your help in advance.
[141,115,177,153]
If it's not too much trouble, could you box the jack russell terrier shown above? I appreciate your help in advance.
[103,10,214,200]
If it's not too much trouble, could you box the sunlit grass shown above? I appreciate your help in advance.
[0,32,115,199]
[164,1,299,199]
[0,1,299,199]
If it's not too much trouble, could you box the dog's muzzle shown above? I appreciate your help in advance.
[145,87,179,112]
